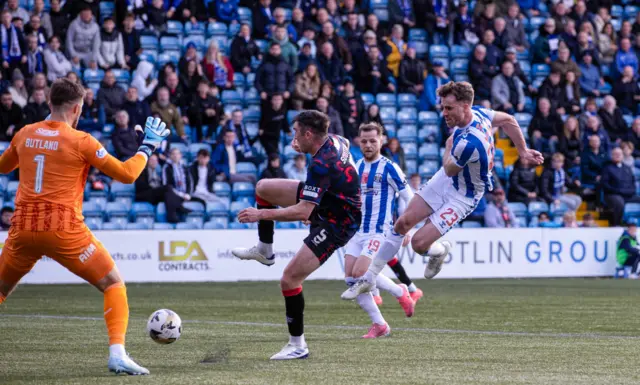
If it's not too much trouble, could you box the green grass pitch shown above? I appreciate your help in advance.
[1,279,640,385]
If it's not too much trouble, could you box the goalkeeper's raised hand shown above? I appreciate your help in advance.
[137,117,170,158]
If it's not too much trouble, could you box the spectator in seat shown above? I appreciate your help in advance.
[214,0,240,25]
[505,3,528,51]
[420,60,449,112]
[484,188,519,228]
[123,86,151,129]
[297,42,315,73]
[356,45,395,94]
[578,97,597,131]
[165,71,186,109]
[551,46,581,77]
[222,109,257,161]
[620,141,635,169]
[575,31,599,67]
[32,0,52,37]
[8,68,27,108]
[112,110,139,160]
[23,34,45,81]
[131,61,158,102]
[49,0,69,43]
[615,38,638,79]
[179,59,204,101]
[539,153,583,211]
[419,0,451,45]
[598,22,617,65]
[385,24,406,78]
[562,70,581,115]
[23,87,49,124]
[363,103,385,134]
[177,0,207,24]
[481,29,503,69]
[24,15,47,51]
[292,62,321,110]
[529,97,563,155]
[616,221,640,275]
[178,43,199,76]
[320,80,335,105]
[65,6,99,69]
[343,13,363,55]
[582,114,610,154]
[316,22,351,71]
[121,13,142,70]
[259,93,288,155]
[503,47,534,94]
[316,96,343,136]
[189,149,224,204]
[151,86,186,140]
[399,44,425,96]
[135,154,183,221]
[202,40,234,91]
[255,42,294,101]
[43,35,72,82]
[0,90,22,141]
[335,78,364,140]
[532,18,559,64]
[578,50,602,97]
[388,0,415,29]
[316,42,345,90]
[601,147,640,226]
[612,66,640,115]
[260,152,287,179]
[382,137,406,171]
[230,24,261,75]
[97,69,126,123]
[0,206,13,230]
[538,70,566,115]
[0,10,26,77]
[297,27,317,60]
[162,147,196,223]
[291,8,310,41]
[581,212,597,227]
[598,95,629,144]
[558,116,582,171]
[559,19,578,55]
[188,80,222,142]
[287,153,307,181]
[628,118,640,158]
[212,128,257,184]
[473,2,495,39]
[252,0,273,40]
[508,157,540,204]
[6,0,29,24]
[452,1,477,48]
[146,0,167,33]
[97,17,126,70]
[270,7,297,42]
[469,44,496,106]
[491,60,525,114]
[365,13,386,42]
[562,211,579,228]
[79,87,104,131]
[271,25,298,73]
[580,134,607,186]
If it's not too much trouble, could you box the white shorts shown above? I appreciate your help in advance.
[344,232,386,259]
[416,169,479,235]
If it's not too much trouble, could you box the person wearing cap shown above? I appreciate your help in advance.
[419,60,449,111]
[578,49,602,97]
[398,43,425,96]
[617,221,640,278]
[65,5,99,68]
[484,188,519,228]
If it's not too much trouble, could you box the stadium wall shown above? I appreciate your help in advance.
[0,228,622,284]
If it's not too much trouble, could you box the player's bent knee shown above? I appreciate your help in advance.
[93,267,124,293]
[280,274,301,291]
[394,216,413,235]
[411,236,432,255]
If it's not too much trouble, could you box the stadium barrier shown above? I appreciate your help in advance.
[0,228,622,284]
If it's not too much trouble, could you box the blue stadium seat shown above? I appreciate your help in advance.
[153,222,175,230]
[183,201,205,215]
[284,145,299,161]
[228,23,241,37]
[625,5,639,18]
[0,176,8,192]
[373,9,388,22]
[418,111,439,125]
[204,217,229,229]
[452,73,469,82]
[532,64,550,79]
[110,182,135,198]
[207,201,230,218]
[139,50,157,64]
[183,35,205,52]
[450,59,468,74]
[238,7,252,22]
[429,45,449,59]
[140,35,159,50]
[277,222,298,229]
[610,18,621,32]
[527,201,549,217]
[551,201,569,217]
[370,0,388,9]
[528,16,546,32]
[624,203,640,220]
[404,143,418,161]
[397,93,417,108]
[397,126,417,144]
[244,88,260,106]
[599,82,612,94]
[516,49,529,61]
[168,142,188,155]
[611,4,623,18]
[376,93,396,107]
[106,202,130,219]
[361,93,375,106]
[287,110,300,124]
[396,109,417,125]
[244,107,260,122]
[450,45,471,59]
[229,201,251,218]
[85,217,103,231]
[236,162,257,177]
[166,21,184,35]
[207,22,228,37]
[412,41,428,58]
[408,28,427,42]
[255,39,269,53]
[185,22,206,36]
[82,201,104,218]
[508,202,527,217]
[131,202,155,220]
[103,221,125,230]
[419,161,439,179]
[0,141,10,154]
[418,125,440,144]
[229,221,250,229]
[462,221,482,228]
[6,181,19,198]
[83,68,104,83]
[233,73,246,89]
[419,143,439,161]
[185,216,205,229]
[126,222,151,230]
[405,160,417,175]
[232,182,255,198]
[188,143,212,159]
[111,69,130,83]
[113,197,132,211]
[222,89,243,104]
[176,222,200,230]
[158,51,181,66]
[135,215,155,227]
[380,107,397,124]
[99,1,115,20]
[214,182,231,197]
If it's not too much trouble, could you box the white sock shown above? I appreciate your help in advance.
[367,230,405,277]
[289,334,306,347]
[372,287,380,297]
[376,274,403,298]
[109,344,126,357]
[425,241,445,257]
[345,277,356,287]
[258,240,273,256]
[356,293,385,324]
[407,283,417,293]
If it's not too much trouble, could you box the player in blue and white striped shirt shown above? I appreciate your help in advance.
[343,122,416,338]
[342,81,544,300]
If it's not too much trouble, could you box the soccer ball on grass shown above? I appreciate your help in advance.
[147,309,182,344]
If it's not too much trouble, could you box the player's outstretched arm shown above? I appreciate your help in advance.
[492,111,544,165]
[238,201,316,223]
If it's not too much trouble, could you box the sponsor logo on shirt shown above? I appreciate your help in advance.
[35,128,59,137]
[303,185,319,198]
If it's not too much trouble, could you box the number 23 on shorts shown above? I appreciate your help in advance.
[439,208,459,227]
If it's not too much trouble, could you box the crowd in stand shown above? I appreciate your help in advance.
[0,0,639,228]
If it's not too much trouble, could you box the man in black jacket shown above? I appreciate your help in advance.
[316,42,346,89]
[97,69,126,123]
[112,110,138,160]
[135,154,185,223]
[388,0,415,28]
[188,80,222,142]
[0,91,23,141]
[398,44,425,95]
[121,13,141,71]
[612,66,640,115]
[255,43,294,102]
[356,45,395,94]
[23,88,49,124]
[601,147,640,226]
[189,149,224,203]
[259,93,288,155]
[508,157,541,204]
[162,147,196,223]
[538,70,566,115]
[123,86,151,128]
[468,44,497,105]
[252,0,273,40]
[230,24,261,75]
[335,78,364,140]
[598,95,630,144]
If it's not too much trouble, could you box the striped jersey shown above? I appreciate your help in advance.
[355,156,408,234]
[450,106,496,200]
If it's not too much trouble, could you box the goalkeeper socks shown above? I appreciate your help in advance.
[388,257,413,288]
[356,293,385,324]
[103,283,129,346]
[0,293,5,305]
[256,195,275,255]
[376,274,403,298]
[283,287,304,339]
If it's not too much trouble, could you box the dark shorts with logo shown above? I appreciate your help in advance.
[295,182,358,265]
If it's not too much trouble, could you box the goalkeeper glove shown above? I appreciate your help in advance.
[137,117,170,158]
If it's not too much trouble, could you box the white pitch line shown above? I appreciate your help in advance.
[2,313,639,341]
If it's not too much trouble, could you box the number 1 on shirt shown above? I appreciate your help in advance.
[34,154,45,194]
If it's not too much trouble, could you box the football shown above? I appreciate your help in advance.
[147,309,182,344]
